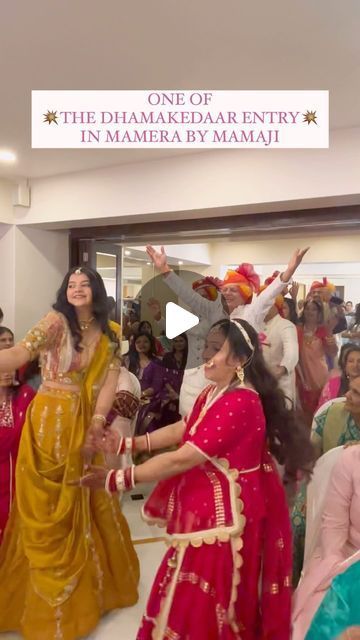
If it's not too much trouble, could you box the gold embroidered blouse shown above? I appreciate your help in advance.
[19,311,121,387]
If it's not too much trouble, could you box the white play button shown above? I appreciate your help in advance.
[165,302,199,339]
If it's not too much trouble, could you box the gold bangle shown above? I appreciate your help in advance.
[91,414,107,425]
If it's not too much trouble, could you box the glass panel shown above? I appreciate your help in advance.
[95,251,117,296]
[120,246,180,347]
[95,251,117,320]
[121,248,145,338]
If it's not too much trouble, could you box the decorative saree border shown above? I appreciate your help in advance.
[144,442,260,638]
[141,443,254,546]
[151,546,186,640]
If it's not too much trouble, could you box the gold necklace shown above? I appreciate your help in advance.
[79,317,95,331]
[0,397,13,428]
[303,326,317,345]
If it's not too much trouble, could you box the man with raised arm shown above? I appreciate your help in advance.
[146,244,308,415]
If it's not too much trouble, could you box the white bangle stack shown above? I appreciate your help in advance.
[125,437,133,455]
[115,469,125,492]
[130,465,135,489]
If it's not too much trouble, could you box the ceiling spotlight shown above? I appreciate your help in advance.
[0,149,17,163]
[146,262,151,265]
[178,260,183,265]
[124,250,131,256]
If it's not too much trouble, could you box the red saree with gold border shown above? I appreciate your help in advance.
[137,386,292,640]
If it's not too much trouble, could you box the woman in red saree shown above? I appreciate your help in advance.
[0,370,35,543]
[79,318,314,639]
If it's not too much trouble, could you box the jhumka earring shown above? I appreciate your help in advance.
[236,366,244,385]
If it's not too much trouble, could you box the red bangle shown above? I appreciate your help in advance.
[124,466,132,491]
[105,469,117,494]
[116,437,135,455]
[124,465,136,491]
[109,470,117,492]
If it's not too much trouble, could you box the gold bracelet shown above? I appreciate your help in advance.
[91,414,107,425]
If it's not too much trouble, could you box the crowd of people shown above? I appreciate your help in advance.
[121,251,360,433]
[0,249,359,640]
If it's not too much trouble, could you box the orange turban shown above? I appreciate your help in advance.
[192,276,222,301]
[222,263,260,304]
[309,277,335,302]
[260,271,284,315]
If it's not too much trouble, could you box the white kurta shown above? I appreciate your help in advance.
[262,313,299,404]
[161,271,291,416]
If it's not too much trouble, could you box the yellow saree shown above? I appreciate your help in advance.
[0,312,139,640]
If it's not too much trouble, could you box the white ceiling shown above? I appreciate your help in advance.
[1,0,359,179]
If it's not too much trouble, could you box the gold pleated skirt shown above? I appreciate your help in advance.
[0,388,139,640]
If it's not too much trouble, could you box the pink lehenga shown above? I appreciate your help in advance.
[137,386,293,640]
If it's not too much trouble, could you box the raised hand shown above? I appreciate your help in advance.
[146,245,171,274]
[289,248,309,273]
[289,281,300,300]
[282,248,309,282]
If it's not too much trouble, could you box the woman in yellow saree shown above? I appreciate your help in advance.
[0,267,139,640]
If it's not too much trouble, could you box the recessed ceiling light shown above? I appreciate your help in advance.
[178,260,183,265]
[124,250,131,256]
[146,262,151,265]
[0,149,17,163]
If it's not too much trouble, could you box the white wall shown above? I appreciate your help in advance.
[208,232,360,266]
[130,243,212,265]
[0,224,16,328]
[0,179,14,224]
[13,127,360,228]
[14,227,69,337]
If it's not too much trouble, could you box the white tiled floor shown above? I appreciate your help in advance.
[88,541,164,640]
[0,486,166,640]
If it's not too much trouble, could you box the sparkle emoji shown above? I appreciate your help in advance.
[303,110,317,125]
[43,110,59,125]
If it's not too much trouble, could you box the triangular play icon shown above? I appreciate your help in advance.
[165,302,199,339]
